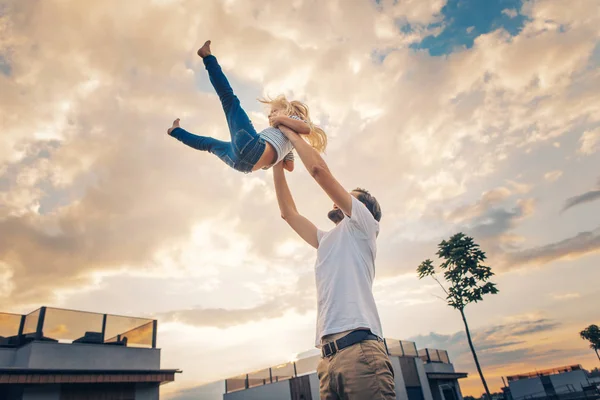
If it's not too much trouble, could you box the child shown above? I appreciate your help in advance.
[167,40,327,173]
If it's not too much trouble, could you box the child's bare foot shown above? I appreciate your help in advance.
[197,40,212,58]
[167,118,180,136]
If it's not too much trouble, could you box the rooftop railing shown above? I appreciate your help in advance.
[0,312,22,343]
[0,307,156,348]
[385,339,418,358]
[225,338,423,393]
[225,359,312,394]
[507,365,583,382]
[418,348,451,364]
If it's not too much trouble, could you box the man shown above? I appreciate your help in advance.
[272,124,395,400]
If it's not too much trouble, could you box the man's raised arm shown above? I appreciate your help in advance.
[273,162,319,249]
[279,125,354,218]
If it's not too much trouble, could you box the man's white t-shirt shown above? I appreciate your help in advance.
[314,196,383,347]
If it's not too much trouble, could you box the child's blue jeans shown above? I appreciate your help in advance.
[169,55,266,173]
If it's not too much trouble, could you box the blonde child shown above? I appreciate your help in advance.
[167,41,326,173]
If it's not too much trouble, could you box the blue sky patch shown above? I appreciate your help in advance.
[0,55,11,76]
[588,42,600,68]
[411,0,528,56]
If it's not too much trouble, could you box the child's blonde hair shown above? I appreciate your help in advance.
[259,95,327,153]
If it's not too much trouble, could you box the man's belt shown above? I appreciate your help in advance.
[321,329,379,358]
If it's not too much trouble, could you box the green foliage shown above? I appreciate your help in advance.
[580,324,600,350]
[417,232,499,310]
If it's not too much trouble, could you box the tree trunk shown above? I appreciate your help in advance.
[460,308,492,400]
[596,348,600,362]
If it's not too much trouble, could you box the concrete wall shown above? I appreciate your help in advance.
[20,384,158,400]
[135,383,160,400]
[16,341,160,370]
[390,356,410,400]
[13,342,32,367]
[175,380,224,399]
[224,380,291,400]
[510,371,591,399]
[21,385,60,400]
[509,377,546,399]
[309,372,320,400]
[549,370,589,394]
[415,358,434,400]
[0,347,16,367]
[424,362,456,374]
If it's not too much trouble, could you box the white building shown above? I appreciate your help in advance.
[0,306,180,399]
[190,339,467,400]
[506,365,597,400]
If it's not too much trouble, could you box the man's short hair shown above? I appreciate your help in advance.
[353,188,382,222]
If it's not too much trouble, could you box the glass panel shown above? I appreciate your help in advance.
[22,309,41,335]
[225,374,246,393]
[385,339,404,356]
[418,348,429,362]
[271,362,295,382]
[295,355,320,376]
[42,308,103,343]
[428,349,441,362]
[439,350,450,363]
[401,341,418,357]
[247,368,271,388]
[113,321,153,348]
[104,314,154,347]
[0,313,22,338]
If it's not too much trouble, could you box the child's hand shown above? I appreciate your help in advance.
[283,159,294,172]
[273,116,311,135]
[269,115,282,128]
[274,159,294,172]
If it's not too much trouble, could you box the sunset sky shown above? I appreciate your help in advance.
[1,0,599,398]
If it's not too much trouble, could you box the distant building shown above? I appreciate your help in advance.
[0,306,180,399]
[590,368,600,388]
[191,338,467,400]
[505,364,600,400]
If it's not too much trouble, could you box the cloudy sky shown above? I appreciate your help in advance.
[1,0,599,397]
